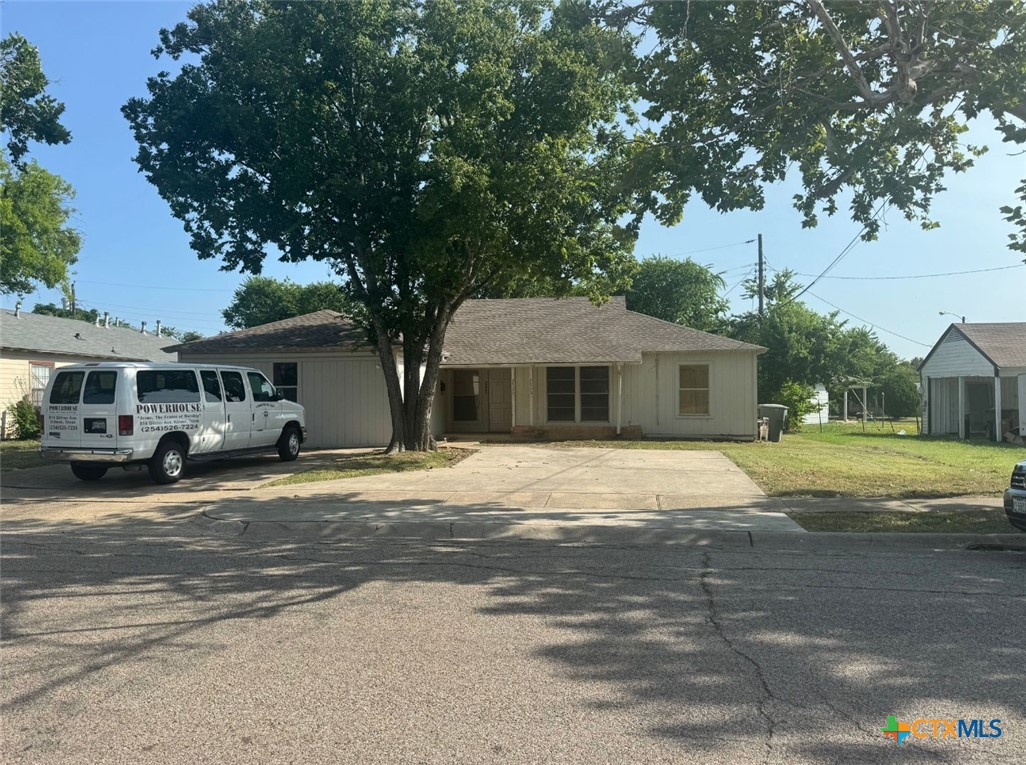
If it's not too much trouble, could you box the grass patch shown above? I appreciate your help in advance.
[0,440,45,472]
[534,421,1022,498]
[788,509,1016,534]
[264,447,472,487]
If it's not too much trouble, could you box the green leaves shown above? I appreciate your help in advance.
[221,276,360,329]
[0,33,71,167]
[624,256,727,331]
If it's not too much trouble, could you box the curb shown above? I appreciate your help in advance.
[195,510,1026,551]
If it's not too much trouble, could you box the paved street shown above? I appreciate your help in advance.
[3,512,1025,764]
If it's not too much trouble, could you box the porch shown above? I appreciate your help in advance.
[926,374,1023,441]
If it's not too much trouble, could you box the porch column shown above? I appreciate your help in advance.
[957,376,966,439]
[843,389,848,420]
[511,367,516,430]
[616,363,623,436]
[862,387,867,425]
[528,367,535,427]
[994,374,1002,443]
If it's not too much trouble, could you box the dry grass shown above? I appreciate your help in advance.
[0,440,46,472]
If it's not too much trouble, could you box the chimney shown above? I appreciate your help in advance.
[94,315,100,327]
[155,320,162,337]
[14,300,21,318]
[140,321,147,334]
[103,311,110,328]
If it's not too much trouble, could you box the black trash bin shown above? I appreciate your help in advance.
[758,404,789,442]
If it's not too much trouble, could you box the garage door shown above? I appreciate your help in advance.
[300,358,392,448]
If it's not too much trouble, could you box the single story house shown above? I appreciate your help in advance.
[919,322,1026,441]
[176,297,766,448]
[0,307,178,436]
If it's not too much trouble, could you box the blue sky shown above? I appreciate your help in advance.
[4,1,1024,359]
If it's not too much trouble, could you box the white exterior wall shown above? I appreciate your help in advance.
[920,332,994,378]
[803,384,830,426]
[179,350,391,448]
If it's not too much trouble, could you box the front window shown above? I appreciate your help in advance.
[546,366,610,423]
[273,363,298,402]
[678,365,710,416]
[30,363,53,406]
[452,370,480,422]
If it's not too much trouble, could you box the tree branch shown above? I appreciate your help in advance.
[807,0,889,107]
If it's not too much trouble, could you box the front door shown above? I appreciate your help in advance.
[487,368,512,432]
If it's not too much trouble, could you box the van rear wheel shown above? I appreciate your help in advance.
[278,426,301,462]
[149,439,186,484]
[70,463,108,481]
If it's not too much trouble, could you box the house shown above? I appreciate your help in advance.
[176,297,766,448]
[802,383,830,426]
[919,322,1026,441]
[0,308,178,436]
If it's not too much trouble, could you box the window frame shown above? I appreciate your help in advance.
[29,362,54,407]
[272,362,299,403]
[677,363,711,417]
[545,365,611,424]
[451,369,481,423]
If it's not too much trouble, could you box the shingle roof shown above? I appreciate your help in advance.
[169,310,372,354]
[441,297,763,365]
[0,310,178,361]
[953,323,1026,369]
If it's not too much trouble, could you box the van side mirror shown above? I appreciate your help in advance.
[274,389,285,401]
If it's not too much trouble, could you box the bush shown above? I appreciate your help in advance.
[769,380,818,433]
[10,398,41,440]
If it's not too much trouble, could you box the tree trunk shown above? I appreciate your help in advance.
[368,316,407,453]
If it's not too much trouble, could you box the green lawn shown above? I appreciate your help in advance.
[788,509,1015,534]
[264,447,472,487]
[547,421,1023,498]
[0,440,46,472]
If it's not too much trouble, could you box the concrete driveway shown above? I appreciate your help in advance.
[206,446,803,532]
[1,446,802,533]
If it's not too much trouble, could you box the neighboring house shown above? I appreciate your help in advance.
[919,322,1026,441]
[0,308,178,436]
[176,298,766,448]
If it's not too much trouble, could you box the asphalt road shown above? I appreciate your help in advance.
[3,514,1025,765]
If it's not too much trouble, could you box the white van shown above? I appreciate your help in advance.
[39,362,307,484]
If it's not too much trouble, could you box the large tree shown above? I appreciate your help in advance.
[0,33,80,296]
[623,255,727,331]
[222,276,359,330]
[618,0,1026,254]
[124,0,637,451]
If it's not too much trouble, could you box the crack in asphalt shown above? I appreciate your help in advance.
[699,550,776,765]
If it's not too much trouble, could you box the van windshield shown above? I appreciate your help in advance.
[49,371,84,405]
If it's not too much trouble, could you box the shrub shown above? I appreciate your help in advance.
[10,398,41,440]
[769,380,818,433]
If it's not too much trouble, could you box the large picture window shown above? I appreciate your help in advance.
[546,366,610,423]
[546,367,576,422]
[678,365,710,416]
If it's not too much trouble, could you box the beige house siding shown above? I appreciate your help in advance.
[441,350,759,440]
[179,350,392,449]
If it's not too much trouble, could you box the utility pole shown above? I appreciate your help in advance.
[70,282,76,319]
[757,234,764,317]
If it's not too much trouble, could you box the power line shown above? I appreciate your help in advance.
[806,291,932,348]
[663,239,756,258]
[74,279,237,293]
[722,267,755,298]
[785,263,1025,281]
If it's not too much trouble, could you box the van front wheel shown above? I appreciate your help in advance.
[149,440,186,484]
[70,462,108,481]
[278,426,301,462]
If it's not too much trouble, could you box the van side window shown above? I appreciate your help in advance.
[137,370,200,403]
[247,372,276,402]
[200,370,223,403]
[220,371,246,402]
[83,371,117,405]
[49,371,84,405]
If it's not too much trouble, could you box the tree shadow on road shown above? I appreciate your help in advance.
[2,492,1025,763]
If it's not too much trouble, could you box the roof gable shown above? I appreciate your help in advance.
[0,310,177,361]
[920,322,1026,371]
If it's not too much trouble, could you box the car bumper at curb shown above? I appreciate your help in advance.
[40,447,134,463]
[1004,489,1026,532]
